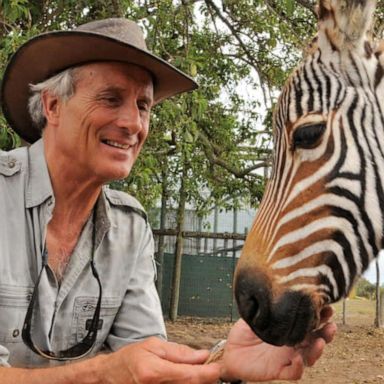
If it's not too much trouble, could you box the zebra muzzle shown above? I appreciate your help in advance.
[234,268,316,346]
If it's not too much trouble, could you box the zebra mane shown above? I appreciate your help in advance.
[306,0,377,57]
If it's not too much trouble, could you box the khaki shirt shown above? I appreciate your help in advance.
[0,139,166,368]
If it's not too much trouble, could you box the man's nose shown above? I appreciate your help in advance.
[116,103,143,134]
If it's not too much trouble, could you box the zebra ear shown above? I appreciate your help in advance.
[316,0,376,51]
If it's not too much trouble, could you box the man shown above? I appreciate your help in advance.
[0,18,336,383]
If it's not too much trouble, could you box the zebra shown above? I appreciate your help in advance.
[234,0,384,347]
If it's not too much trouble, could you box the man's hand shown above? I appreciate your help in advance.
[96,337,221,384]
[0,337,221,384]
[221,307,337,382]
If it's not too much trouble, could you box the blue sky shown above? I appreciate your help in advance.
[362,251,384,285]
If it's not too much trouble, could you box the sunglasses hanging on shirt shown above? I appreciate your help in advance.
[22,210,103,361]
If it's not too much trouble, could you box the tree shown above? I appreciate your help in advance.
[355,278,376,300]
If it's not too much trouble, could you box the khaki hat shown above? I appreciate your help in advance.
[0,18,198,143]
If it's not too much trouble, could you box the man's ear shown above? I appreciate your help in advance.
[41,91,61,125]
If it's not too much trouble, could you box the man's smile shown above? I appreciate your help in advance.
[101,139,134,150]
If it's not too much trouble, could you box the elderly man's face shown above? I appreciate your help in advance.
[45,62,154,183]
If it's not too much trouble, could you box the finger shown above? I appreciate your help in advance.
[302,337,326,367]
[188,362,221,384]
[156,341,211,364]
[319,305,334,324]
[161,361,221,384]
[313,322,337,344]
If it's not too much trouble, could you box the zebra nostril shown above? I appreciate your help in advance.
[235,269,271,332]
[250,296,260,319]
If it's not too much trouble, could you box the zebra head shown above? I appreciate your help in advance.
[235,0,384,346]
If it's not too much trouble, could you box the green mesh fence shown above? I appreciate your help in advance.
[159,253,239,321]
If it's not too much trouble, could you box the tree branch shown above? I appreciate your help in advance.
[204,0,271,107]
[295,0,317,18]
[198,130,268,178]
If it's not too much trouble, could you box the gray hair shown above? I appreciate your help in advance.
[28,67,80,132]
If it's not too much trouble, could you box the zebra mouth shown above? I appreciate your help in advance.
[259,291,315,347]
[279,292,316,346]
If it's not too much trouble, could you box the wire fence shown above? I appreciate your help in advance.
[158,252,239,320]
[153,232,246,321]
[151,206,255,320]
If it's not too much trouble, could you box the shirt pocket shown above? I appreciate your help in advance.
[0,157,21,177]
[71,296,120,345]
[0,285,33,343]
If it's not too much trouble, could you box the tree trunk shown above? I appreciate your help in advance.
[342,299,347,325]
[155,172,169,301]
[231,208,238,322]
[169,166,187,322]
[375,259,382,328]
[213,207,219,252]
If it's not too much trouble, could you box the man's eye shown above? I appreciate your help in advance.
[104,96,120,105]
[98,94,121,106]
[138,101,150,112]
[292,123,326,150]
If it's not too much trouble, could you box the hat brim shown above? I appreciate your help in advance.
[1,31,198,143]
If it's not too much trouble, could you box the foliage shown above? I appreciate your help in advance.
[355,277,384,300]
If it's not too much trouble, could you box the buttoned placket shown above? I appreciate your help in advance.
[46,194,111,352]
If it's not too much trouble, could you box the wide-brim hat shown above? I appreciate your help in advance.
[1,18,198,144]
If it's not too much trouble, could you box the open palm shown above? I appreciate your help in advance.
[221,316,336,382]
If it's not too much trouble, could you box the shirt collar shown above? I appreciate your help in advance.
[25,138,54,208]
[94,188,112,249]
[25,139,112,240]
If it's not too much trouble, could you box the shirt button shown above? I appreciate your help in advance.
[12,329,20,338]
[8,160,16,168]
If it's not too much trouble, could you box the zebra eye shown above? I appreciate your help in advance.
[292,123,326,150]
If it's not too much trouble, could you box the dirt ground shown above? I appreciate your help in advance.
[166,299,384,384]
